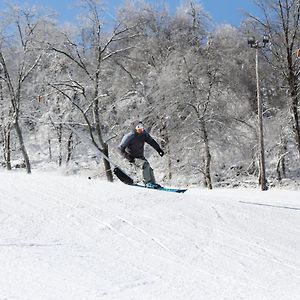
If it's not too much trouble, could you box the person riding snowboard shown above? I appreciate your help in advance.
[117,121,164,188]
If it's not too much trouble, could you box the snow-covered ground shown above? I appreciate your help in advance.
[0,170,299,300]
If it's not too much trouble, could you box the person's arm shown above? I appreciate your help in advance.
[145,132,164,157]
[117,133,135,161]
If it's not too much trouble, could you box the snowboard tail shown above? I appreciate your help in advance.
[113,167,134,185]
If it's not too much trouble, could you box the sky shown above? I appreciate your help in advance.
[2,0,260,27]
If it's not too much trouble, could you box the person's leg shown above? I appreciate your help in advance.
[134,158,156,184]
[143,160,156,184]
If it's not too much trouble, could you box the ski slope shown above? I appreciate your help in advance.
[0,170,299,300]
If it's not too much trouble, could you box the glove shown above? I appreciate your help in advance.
[128,157,135,163]
[158,149,164,157]
[124,152,135,163]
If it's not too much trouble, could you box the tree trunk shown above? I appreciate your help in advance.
[289,81,300,159]
[160,119,172,180]
[204,144,212,189]
[277,129,287,181]
[276,154,287,182]
[14,118,31,174]
[48,137,52,161]
[102,144,113,182]
[58,123,63,167]
[3,126,12,170]
[66,132,73,164]
[93,99,113,182]
[201,120,212,189]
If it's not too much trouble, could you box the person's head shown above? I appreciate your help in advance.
[135,121,145,134]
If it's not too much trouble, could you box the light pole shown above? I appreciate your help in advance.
[248,35,270,191]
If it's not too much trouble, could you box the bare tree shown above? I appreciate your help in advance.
[0,79,12,169]
[182,53,222,189]
[0,6,45,173]
[48,0,140,182]
[165,1,215,188]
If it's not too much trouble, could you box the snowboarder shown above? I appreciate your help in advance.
[117,121,164,188]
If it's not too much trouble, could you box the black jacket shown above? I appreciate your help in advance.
[118,131,161,159]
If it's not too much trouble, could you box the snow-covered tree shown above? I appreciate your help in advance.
[47,0,143,181]
[0,5,47,173]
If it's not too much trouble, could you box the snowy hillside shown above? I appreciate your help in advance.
[0,170,299,300]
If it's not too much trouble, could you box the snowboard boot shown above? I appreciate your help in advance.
[145,182,162,189]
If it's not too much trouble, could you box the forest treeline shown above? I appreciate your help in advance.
[1,0,300,189]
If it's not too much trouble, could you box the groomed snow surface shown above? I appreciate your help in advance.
[0,170,299,300]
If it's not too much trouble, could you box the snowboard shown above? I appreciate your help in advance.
[113,167,187,193]
[131,183,187,193]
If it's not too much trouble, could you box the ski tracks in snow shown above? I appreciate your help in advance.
[1,172,300,299]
